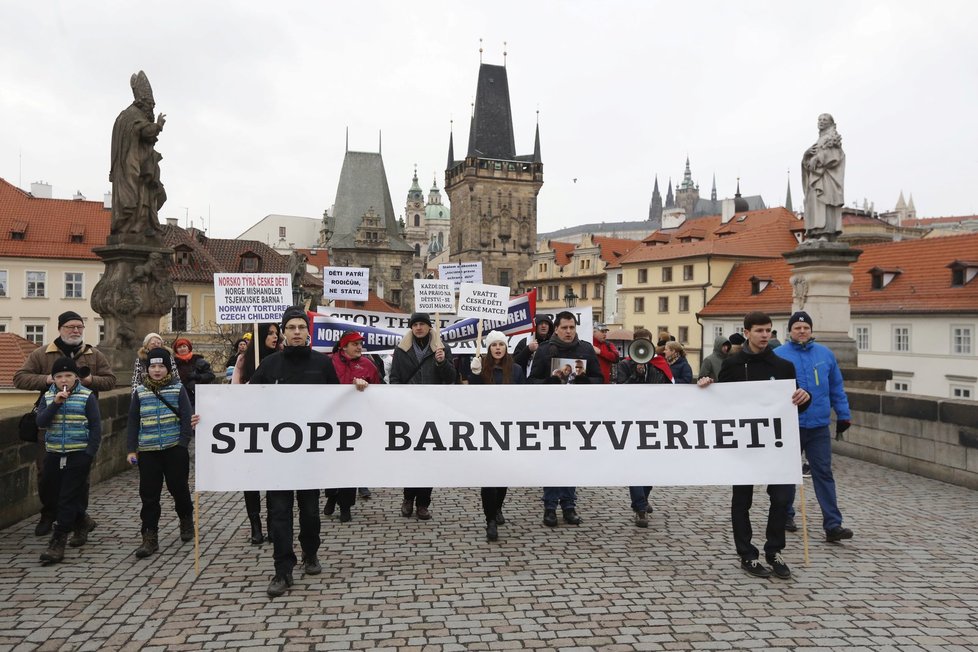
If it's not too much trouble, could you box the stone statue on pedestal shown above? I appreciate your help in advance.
[801,113,845,242]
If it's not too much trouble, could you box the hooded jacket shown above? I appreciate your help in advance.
[528,333,604,384]
[513,315,555,372]
[389,330,457,385]
[774,338,850,428]
[698,335,730,381]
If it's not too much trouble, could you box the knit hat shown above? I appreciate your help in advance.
[142,332,163,347]
[339,331,364,348]
[484,330,508,348]
[409,312,432,327]
[788,311,813,330]
[51,356,81,376]
[146,347,173,370]
[281,306,309,332]
[58,311,84,328]
[173,337,193,352]
[728,332,746,346]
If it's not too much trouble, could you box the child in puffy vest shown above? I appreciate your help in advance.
[127,348,196,559]
[35,356,101,565]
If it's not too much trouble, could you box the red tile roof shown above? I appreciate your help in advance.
[698,232,978,317]
[903,215,978,227]
[593,236,641,264]
[295,247,330,270]
[550,241,576,267]
[0,332,40,388]
[0,178,110,259]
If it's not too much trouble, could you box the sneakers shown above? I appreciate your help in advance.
[400,499,413,517]
[740,558,772,578]
[179,516,195,542]
[634,511,648,528]
[562,509,582,525]
[323,495,337,516]
[302,556,322,575]
[134,531,159,559]
[494,509,505,525]
[826,526,854,542]
[266,573,293,597]
[543,509,558,527]
[486,520,498,542]
[802,462,811,478]
[40,531,68,565]
[339,507,352,523]
[766,553,791,579]
[785,517,798,533]
[34,515,54,537]
[69,515,97,547]
[416,506,432,520]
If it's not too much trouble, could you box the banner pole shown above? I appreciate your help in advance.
[476,319,484,357]
[253,323,260,369]
[800,482,810,566]
[194,490,201,576]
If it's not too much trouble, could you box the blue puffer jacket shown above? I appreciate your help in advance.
[774,339,850,428]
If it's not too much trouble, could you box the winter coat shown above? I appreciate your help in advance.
[332,351,382,385]
[175,354,215,405]
[36,381,101,457]
[592,338,620,384]
[464,361,526,385]
[774,339,850,428]
[128,379,193,452]
[528,334,604,384]
[389,332,457,385]
[698,335,730,381]
[717,345,810,413]
[14,341,116,394]
[250,346,340,385]
[513,315,555,372]
[669,356,694,384]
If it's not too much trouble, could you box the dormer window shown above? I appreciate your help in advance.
[10,220,27,240]
[240,254,260,273]
[869,266,901,290]
[947,260,978,286]
[69,224,85,243]
[175,246,192,265]
[750,276,772,295]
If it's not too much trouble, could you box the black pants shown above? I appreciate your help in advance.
[323,488,357,509]
[41,451,92,535]
[731,484,792,561]
[138,446,193,533]
[480,487,508,523]
[243,491,263,517]
[403,487,433,508]
[266,489,320,577]
[38,445,89,522]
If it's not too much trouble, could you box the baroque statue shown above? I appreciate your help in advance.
[801,113,845,242]
[109,71,167,237]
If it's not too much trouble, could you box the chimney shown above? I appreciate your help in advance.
[721,198,735,223]
[72,190,86,201]
[103,192,112,209]
[166,218,178,227]
[30,181,52,198]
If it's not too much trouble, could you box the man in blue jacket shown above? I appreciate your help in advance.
[774,311,854,543]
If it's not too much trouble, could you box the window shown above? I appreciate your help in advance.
[241,256,259,272]
[893,326,910,352]
[579,284,587,300]
[595,284,603,299]
[64,272,83,298]
[98,323,105,343]
[25,324,45,344]
[390,289,401,306]
[279,226,287,238]
[892,380,910,392]
[616,273,623,285]
[951,326,973,355]
[414,215,420,227]
[713,324,724,340]
[392,267,401,281]
[683,265,694,281]
[678,295,689,312]
[658,297,669,313]
[26,271,46,297]
[176,249,191,265]
[662,267,673,282]
[951,385,973,399]
[678,326,689,343]
[70,233,84,244]
[634,297,645,313]
[638,269,648,284]
[750,277,771,295]
[0,322,6,333]
[499,269,511,287]
[855,325,870,351]
[547,285,558,301]
[171,295,188,332]
[0,270,7,297]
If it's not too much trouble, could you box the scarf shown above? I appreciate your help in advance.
[174,351,194,362]
[143,373,174,392]
[54,337,83,358]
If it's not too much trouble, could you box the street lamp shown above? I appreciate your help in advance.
[563,287,578,308]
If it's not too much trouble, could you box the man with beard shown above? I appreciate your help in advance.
[513,314,554,377]
[14,311,116,540]
[528,310,603,527]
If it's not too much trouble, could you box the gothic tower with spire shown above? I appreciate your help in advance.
[648,175,663,228]
[445,61,543,292]
[403,166,428,276]
[675,156,700,217]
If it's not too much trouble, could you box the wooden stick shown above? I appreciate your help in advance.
[799,482,810,566]
[194,490,201,576]
[476,319,484,357]
[253,323,260,370]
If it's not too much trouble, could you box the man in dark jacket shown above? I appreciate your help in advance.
[389,312,457,520]
[528,310,603,527]
[513,314,554,376]
[250,306,340,598]
[697,311,810,580]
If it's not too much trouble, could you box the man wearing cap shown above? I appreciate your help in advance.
[513,314,554,377]
[775,311,854,542]
[592,323,619,384]
[250,306,340,597]
[389,312,457,520]
[14,310,116,538]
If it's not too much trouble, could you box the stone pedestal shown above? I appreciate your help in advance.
[91,235,175,385]
[782,241,862,367]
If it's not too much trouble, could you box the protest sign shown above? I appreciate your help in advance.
[213,273,292,324]
[438,262,483,292]
[456,283,509,321]
[195,380,802,490]
[414,279,455,313]
[323,267,369,301]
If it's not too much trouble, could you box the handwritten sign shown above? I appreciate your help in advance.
[213,274,293,324]
[438,262,483,292]
[457,283,510,321]
[323,267,369,301]
[414,279,455,313]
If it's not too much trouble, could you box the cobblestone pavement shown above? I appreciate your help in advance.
[1,454,976,651]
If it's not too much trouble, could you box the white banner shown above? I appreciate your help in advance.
[195,380,802,491]
[438,262,483,292]
[414,279,455,313]
[456,283,510,321]
[213,273,293,324]
[323,266,369,301]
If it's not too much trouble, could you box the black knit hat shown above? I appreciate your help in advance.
[146,347,173,370]
[409,312,432,327]
[58,311,84,328]
[788,311,813,330]
[728,332,746,346]
[281,306,309,332]
[51,356,80,376]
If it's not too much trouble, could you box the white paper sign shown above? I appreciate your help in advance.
[194,381,802,490]
[438,262,483,292]
[213,273,293,324]
[323,266,369,301]
[456,283,510,320]
[414,279,455,313]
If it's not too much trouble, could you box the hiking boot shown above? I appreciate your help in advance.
[826,526,854,542]
[357,487,372,499]
[323,494,337,516]
[562,509,582,525]
[400,499,413,517]
[740,558,772,578]
[40,531,68,565]
[302,556,322,575]
[248,514,264,545]
[69,515,97,547]
[416,506,432,520]
[486,520,498,542]
[266,573,293,597]
[543,509,558,527]
[766,553,791,579]
[339,507,352,523]
[785,517,798,533]
[494,509,505,525]
[634,510,648,528]
[34,515,54,537]
[135,531,159,559]
[179,516,194,542]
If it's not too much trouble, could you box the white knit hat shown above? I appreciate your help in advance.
[484,331,508,348]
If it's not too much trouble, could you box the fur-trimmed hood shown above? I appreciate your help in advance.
[396,329,444,353]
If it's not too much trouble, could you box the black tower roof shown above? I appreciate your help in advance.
[467,64,516,160]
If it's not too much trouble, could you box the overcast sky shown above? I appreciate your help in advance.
[2,1,976,240]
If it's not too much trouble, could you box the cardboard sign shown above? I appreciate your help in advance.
[438,262,483,292]
[456,283,510,321]
[213,274,292,324]
[414,279,455,313]
[323,267,369,301]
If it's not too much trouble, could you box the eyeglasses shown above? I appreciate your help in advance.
[62,325,84,331]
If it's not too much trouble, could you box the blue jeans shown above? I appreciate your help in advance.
[628,486,653,512]
[787,426,843,531]
[542,487,576,511]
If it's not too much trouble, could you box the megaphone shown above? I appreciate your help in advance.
[628,338,654,364]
